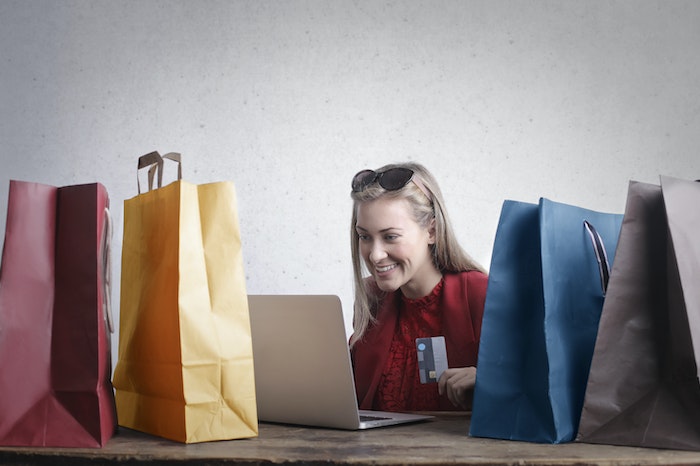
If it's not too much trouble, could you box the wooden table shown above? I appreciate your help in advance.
[1,414,699,465]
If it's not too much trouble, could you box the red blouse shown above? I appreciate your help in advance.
[375,279,445,411]
[351,271,488,412]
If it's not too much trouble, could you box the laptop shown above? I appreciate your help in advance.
[248,294,434,430]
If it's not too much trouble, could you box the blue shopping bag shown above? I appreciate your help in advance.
[469,198,623,444]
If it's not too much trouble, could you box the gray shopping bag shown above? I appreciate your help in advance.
[576,177,700,450]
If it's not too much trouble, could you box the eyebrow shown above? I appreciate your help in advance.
[355,225,403,233]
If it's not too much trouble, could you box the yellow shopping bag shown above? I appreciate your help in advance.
[113,152,258,443]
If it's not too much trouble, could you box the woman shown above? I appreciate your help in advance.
[349,162,488,411]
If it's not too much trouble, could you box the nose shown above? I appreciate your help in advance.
[369,241,387,264]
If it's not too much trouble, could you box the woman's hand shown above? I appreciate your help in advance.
[438,367,476,409]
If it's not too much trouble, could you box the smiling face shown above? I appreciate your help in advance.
[355,196,441,299]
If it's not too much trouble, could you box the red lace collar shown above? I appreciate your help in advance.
[399,277,445,311]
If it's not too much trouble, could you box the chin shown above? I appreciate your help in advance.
[374,278,401,293]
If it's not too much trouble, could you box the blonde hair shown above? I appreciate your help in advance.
[349,162,485,346]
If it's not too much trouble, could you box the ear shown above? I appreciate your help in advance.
[427,217,436,245]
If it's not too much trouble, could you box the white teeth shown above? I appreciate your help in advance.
[376,264,397,273]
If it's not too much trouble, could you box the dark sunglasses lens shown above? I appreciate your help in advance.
[379,168,414,190]
[351,169,377,192]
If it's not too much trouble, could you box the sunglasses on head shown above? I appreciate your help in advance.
[351,167,431,200]
[351,167,416,192]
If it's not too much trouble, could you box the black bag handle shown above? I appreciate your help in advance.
[583,220,612,296]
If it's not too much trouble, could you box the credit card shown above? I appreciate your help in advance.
[416,336,448,384]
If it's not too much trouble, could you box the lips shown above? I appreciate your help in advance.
[375,264,397,274]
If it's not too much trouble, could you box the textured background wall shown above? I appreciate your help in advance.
[1,1,699,363]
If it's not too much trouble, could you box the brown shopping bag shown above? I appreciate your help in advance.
[112,152,258,443]
[576,176,700,450]
[0,180,116,447]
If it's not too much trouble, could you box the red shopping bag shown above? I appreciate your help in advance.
[0,180,116,447]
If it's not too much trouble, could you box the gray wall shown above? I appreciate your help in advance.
[1,1,699,361]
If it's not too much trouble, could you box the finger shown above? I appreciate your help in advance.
[437,373,447,395]
[445,375,463,407]
[437,368,457,395]
[450,386,467,408]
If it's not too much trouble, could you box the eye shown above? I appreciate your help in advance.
[357,233,370,242]
[384,234,399,241]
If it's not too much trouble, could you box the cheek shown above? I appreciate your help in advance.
[396,240,425,261]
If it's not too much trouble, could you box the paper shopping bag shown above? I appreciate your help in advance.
[0,180,116,447]
[113,152,258,443]
[576,177,700,450]
[470,198,622,443]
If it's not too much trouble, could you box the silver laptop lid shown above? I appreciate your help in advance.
[248,295,363,429]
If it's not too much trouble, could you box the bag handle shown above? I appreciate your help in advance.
[101,207,114,333]
[136,151,183,193]
[137,151,163,194]
[161,152,183,181]
[583,220,612,296]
